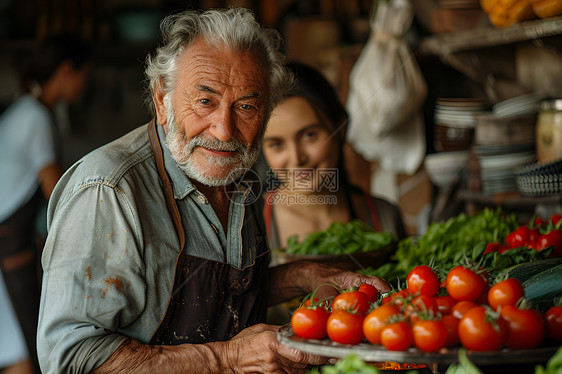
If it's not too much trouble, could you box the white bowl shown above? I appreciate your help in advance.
[424,151,470,188]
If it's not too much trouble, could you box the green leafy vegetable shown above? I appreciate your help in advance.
[535,346,562,374]
[284,220,395,255]
[359,208,537,286]
[445,349,483,374]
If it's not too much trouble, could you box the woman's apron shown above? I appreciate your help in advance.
[146,120,270,345]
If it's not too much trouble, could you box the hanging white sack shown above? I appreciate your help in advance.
[346,0,427,175]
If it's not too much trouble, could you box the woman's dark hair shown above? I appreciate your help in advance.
[284,62,349,141]
[21,33,91,92]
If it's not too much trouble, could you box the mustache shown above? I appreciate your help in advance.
[187,135,248,154]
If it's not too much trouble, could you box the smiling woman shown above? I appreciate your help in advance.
[262,62,407,251]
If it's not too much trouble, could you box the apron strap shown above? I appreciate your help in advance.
[364,193,382,232]
[263,191,273,237]
[147,119,185,251]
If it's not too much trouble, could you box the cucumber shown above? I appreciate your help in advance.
[522,263,562,307]
[506,258,562,284]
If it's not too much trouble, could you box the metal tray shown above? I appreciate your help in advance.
[277,324,559,366]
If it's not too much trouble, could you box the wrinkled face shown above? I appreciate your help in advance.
[262,96,340,192]
[155,38,269,186]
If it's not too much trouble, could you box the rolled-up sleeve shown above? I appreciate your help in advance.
[38,174,147,374]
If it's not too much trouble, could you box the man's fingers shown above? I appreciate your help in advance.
[276,344,328,367]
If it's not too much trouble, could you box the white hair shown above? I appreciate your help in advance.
[144,7,292,116]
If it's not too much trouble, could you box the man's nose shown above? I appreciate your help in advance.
[208,106,235,142]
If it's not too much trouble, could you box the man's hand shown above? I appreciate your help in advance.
[91,324,327,374]
[305,262,391,301]
[268,261,391,305]
[221,324,328,373]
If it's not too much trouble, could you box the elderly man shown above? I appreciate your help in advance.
[38,8,389,374]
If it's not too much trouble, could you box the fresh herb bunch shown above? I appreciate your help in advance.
[285,220,395,255]
[360,208,526,285]
[307,354,381,374]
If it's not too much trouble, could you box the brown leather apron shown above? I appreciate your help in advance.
[146,120,270,345]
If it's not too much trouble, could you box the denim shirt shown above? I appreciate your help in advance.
[37,123,266,374]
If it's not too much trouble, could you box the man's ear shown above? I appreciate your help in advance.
[153,86,168,128]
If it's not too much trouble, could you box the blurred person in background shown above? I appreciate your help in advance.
[0,33,91,374]
[262,62,406,250]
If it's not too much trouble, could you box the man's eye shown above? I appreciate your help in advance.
[199,99,210,104]
[241,104,253,110]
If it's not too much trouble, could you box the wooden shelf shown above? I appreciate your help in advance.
[456,189,562,209]
[419,15,562,56]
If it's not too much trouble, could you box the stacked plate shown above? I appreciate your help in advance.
[477,151,537,194]
[474,114,536,146]
[434,98,490,152]
[515,159,562,196]
[492,92,545,118]
[471,98,539,194]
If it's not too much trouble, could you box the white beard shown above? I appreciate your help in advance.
[163,95,261,187]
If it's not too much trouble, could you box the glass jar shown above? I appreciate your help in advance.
[536,99,562,163]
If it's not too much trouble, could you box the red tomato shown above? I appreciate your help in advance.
[333,291,369,315]
[381,321,413,351]
[499,246,514,254]
[404,294,439,323]
[304,298,330,309]
[291,306,330,340]
[451,300,479,320]
[500,305,546,349]
[484,243,503,254]
[407,265,440,297]
[326,310,365,345]
[363,303,400,345]
[358,283,379,303]
[536,230,562,258]
[528,228,541,249]
[487,278,524,311]
[458,306,508,351]
[535,216,545,227]
[412,320,448,352]
[441,314,460,347]
[475,283,490,306]
[446,266,487,302]
[546,305,562,340]
[434,295,457,315]
[389,289,411,309]
[550,214,562,227]
[506,226,533,248]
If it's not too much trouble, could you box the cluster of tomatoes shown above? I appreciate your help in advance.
[485,213,562,257]
[291,264,562,353]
